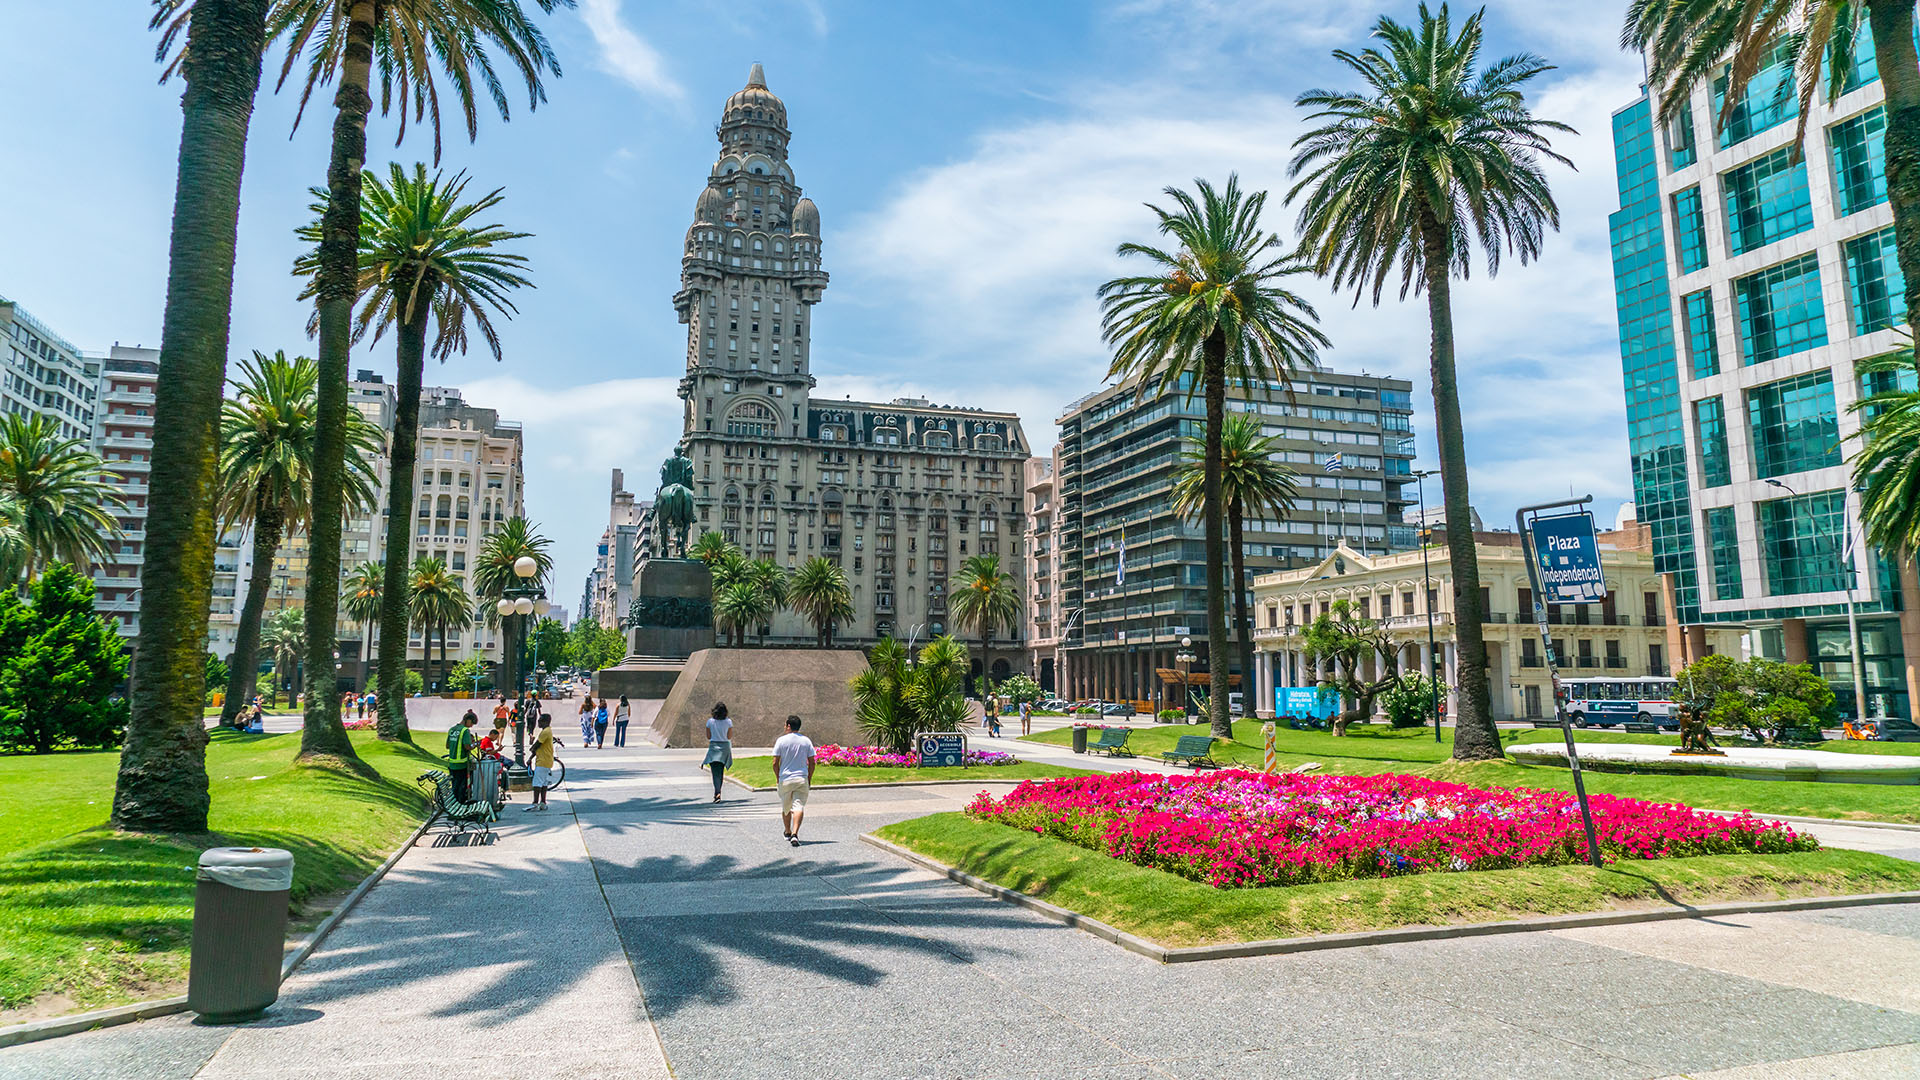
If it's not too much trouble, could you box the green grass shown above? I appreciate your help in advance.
[1023,723,1920,823]
[726,757,1094,789]
[876,812,1920,948]
[0,729,440,1016]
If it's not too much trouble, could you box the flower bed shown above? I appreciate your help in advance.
[342,718,374,731]
[817,744,1019,768]
[965,769,1816,888]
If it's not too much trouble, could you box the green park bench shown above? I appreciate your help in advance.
[1087,727,1134,757]
[1161,734,1218,769]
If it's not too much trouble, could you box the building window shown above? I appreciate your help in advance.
[1746,371,1839,478]
[1682,289,1719,379]
[1693,396,1732,488]
[1667,108,1697,170]
[1760,489,1848,595]
[1712,37,1795,148]
[1734,254,1826,365]
[1830,107,1888,218]
[1704,505,1744,600]
[1721,149,1811,256]
[726,400,778,438]
[1671,185,1709,271]
[1844,226,1906,333]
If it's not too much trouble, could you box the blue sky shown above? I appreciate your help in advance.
[0,1,1647,607]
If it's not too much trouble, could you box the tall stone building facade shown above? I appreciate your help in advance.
[670,66,1031,663]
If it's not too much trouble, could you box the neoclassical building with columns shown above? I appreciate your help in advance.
[1248,521,1744,721]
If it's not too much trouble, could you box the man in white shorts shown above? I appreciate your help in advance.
[772,715,816,847]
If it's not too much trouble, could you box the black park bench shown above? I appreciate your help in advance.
[1087,727,1134,757]
[1161,734,1218,769]
[1624,722,1662,735]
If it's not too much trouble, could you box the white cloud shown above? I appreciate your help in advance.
[577,0,684,102]
[459,374,685,601]
[834,35,1646,526]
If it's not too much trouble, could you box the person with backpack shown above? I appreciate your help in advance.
[446,710,480,803]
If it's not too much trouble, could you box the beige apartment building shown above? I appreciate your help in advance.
[1021,449,1067,691]
[1250,519,1744,721]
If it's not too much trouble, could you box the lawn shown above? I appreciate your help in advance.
[876,811,1920,948]
[0,728,441,1018]
[1023,723,1920,823]
[726,756,1094,789]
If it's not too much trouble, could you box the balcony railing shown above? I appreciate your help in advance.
[1520,656,1542,668]
[1604,657,1628,668]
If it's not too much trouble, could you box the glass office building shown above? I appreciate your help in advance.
[1051,370,1418,705]
[1610,39,1920,724]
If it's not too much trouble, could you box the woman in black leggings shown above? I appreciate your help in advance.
[700,702,733,803]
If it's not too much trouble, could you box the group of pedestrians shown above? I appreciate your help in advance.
[977,694,1034,738]
[443,692,563,811]
[575,694,632,748]
[696,701,814,845]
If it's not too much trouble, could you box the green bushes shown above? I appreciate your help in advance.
[0,565,129,752]
[1678,654,1836,742]
[447,656,492,693]
[369,669,424,699]
[1381,674,1444,728]
[851,636,971,753]
[1158,708,1186,722]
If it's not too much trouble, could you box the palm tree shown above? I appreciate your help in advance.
[746,558,789,644]
[0,414,125,582]
[266,0,569,774]
[471,517,553,708]
[789,557,854,647]
[1626,1,1920,323]
[213,351,380,727]
[1099,176,1327,740]
[947,554,1021,698]
[1852,350,1920,552]
[117,0,272,834]
[689,531,736,566]
[715,581,771,648]
[0,495,25,587]
[1171,412,1299,715]
[1287,4,1571,760]
[260,606,306,707]
[407,556,469,696]
[343,560,383,690]
[299,164,533,742]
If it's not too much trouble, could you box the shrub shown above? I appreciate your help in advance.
[204,652,228,693]
[1380,674,1443,728]
[851,636,971,752]
[448,656,492,693]
[997,673,1043,706]
[1158,708,1186,722]
[369,669,425,699]
[0,564,130,752]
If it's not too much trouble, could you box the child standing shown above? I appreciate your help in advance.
[525,714,559,812]
[593,699,610,748]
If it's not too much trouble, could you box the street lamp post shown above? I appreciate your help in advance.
[1764,478,1868,722]
[494,555,547,789]
[1175,636,1196,722]
[1414,469,1442,743]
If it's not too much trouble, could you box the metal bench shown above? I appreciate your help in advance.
[1087,727,1135,757]
[1160,734,1218,769]
[1624,722,1661,735]
[1530,720,1561,729]
[419,769,500,838]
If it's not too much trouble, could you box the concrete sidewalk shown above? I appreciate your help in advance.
[1,761,670,1080]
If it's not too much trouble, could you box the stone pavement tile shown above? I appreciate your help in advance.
[0,1016,228,1080]
[195,1046,665,1080]
[1411,953,1780,1018]
[1551,913,1920,1012]
[1780,903,1920,944]
[1497,987,1920,1075]
[1150,1015,1650,1080]
[652,1012,1140,1080]
[1646,1041,1920,1079]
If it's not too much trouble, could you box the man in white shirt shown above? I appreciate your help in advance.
[771,715,816,847]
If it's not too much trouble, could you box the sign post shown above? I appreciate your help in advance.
[1518,498,1605,869]
[1262,722,1276,775]
[917,733,968,768]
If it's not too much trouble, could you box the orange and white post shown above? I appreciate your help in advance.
[1262,722,1276,774]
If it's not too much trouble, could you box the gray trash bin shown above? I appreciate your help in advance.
[189,847,293,1022]
[1071,725,1089,754]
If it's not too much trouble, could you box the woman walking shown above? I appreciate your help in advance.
[593,699,610,749]
[701,702,733,803]
[578,695,595,746]
[614,695,631,747]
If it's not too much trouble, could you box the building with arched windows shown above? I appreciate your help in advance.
[667,65,1031,663]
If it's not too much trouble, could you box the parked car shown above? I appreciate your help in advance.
[1100,702,1133,717]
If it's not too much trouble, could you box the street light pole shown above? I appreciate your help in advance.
[1764,478,1868,722]
[1175,635,1196,722]
[1414,469,1442,743]
[495,555,546,790]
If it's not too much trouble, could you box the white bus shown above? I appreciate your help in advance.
[1557,676,1681,730]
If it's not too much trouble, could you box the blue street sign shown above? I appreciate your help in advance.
[918,733,967,767]
[1530,511,1607,605]
[1275,686,1339,720]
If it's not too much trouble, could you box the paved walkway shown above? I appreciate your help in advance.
[11,731,1920,1079]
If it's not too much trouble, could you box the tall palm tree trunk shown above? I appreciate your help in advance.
[115,0,270,833]
[980,628,992,699]
[374,300,432,741]
[1420,214,1499,760]
[219,502,283,726]
[299,0,379,764]
[1872,4,1920,356]
[1230,494,1255,720]
[1202,334,1232,740]
[438,618,448,696]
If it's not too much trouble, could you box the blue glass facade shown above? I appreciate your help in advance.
[1721,149,1811,256]
[1610,98,1700,620]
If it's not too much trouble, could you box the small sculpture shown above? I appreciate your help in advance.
[1674,703,1724,756]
